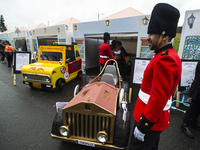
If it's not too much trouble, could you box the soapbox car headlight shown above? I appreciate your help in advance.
[59,126,70,137]
[97,131,108,143]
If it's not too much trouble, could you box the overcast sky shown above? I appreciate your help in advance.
[1,0,200,31]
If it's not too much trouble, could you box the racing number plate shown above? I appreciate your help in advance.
[32,83,41,88]
[76,140,95,147]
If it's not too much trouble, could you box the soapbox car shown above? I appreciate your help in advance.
[21,43,82,90]
[51,59,131,149]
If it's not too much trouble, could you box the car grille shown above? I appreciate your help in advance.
[66,112,115,143]
[29,74,46,81]
[23,73,50,83]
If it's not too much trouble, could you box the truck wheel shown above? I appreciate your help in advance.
[57,79,64,90]
[77,71,82,80]
[29,83,34,88]
[114,109,130,147]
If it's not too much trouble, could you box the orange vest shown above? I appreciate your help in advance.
[5,44,14,54]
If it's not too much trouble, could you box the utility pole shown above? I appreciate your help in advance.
[98,13,104,20]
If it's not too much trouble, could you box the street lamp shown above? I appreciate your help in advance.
[105,20,110,26]
[188,13,195,29]
[142,17,149,25]
[65,25,68,30]
[15,27,21,36]
[74,25,77,31]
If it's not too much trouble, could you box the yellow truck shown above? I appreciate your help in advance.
[21,43,82,90]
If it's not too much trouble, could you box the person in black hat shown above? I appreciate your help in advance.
[99,32,114,71]
[129,3,181,150]
[180,60,200,139]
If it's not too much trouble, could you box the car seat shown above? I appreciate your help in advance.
[100,73,116,86]
[104,65,118,85]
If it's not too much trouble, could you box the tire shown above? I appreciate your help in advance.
[114,108,130,147]
[77,71,82,80]
[118,88,124,109]
[51,109,63,136]
[57,79,64,90]
[74,84,80,97]
[121,81,129,104]
[29,83,34,89]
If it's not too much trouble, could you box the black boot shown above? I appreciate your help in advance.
[180,123,194,138]
[190,122,200,131]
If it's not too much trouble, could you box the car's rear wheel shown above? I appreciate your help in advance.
[77,71,82,80]
[117,88,124,109]
[121,81,129,104]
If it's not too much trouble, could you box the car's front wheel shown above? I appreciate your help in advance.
[57,79,64,90]
[113,108,130,147]
[74,84,80,97]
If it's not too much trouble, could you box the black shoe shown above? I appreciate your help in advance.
[180,123,194,138]
[190,123,200,131]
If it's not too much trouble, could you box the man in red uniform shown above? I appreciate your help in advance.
[129,3,182,150]
[99,32,114,71]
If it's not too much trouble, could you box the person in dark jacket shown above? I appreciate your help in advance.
[0,39,5,63]
[118,41,129,56]
[4,41,14,67]
[180,60,200,138]
[113,41,126,77]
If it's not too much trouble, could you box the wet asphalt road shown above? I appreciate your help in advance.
[0,62,200,150]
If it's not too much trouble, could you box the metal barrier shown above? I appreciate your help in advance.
[171,89,190,113]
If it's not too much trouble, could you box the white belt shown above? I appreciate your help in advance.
[138,89,172,111]
[100,55,109,58]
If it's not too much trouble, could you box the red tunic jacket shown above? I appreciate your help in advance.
[99,43,114,65]
[133,44,182,133]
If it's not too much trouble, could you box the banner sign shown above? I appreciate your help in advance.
[14,52,31,74]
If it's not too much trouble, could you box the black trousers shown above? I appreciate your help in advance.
[183,100,200,125]
[0,52,5,61]
[129,121,161,150]
[100,64,104,72]
[6,53,13,67]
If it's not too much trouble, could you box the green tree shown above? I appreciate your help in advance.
[0,15,7,32]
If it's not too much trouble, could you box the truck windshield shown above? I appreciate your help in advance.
[40,52,62,61]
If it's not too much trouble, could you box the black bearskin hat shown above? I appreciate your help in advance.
[147,3,180,38]
[104,32,110,42]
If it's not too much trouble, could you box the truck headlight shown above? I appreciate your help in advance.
[46,78,50,82]
[97,131,108,143]
[59,126,70,137]
[24,74,28,80]
[45,76,51,83]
